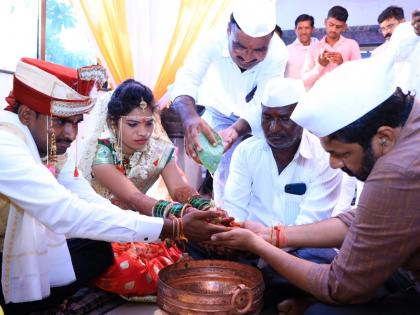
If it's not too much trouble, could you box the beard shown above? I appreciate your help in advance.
[341,145,376,181]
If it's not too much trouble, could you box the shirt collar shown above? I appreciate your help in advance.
[297,129,313,159]
[292,38,311,47]
[321,35,344,47]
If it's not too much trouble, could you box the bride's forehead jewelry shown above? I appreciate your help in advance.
[122,115,154,122]
[139,97,148,112]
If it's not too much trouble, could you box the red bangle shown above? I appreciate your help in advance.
[270,227,274,245]
[275,225,280,248]
[274,224,287,248]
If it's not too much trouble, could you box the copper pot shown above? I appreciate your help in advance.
[157,259,264,314]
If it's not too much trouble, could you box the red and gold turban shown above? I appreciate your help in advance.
[5,58,106,117]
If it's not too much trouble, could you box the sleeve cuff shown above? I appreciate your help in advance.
[132,214,164,242]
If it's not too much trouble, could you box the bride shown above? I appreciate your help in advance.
[77,79,221,296]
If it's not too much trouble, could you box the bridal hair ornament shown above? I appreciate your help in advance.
[139,97,148,112]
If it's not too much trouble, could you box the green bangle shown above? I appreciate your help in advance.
[190,196,211,210]
[169,203,183,217]
[153,200,170,217]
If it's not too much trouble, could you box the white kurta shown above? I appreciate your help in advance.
[0,110,163,303]
[372,22,420,95]
[223,131,352,226]
[168,26,288,125]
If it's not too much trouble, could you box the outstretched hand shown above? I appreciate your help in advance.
[182,210,230,242]
[241,220,267,234]
[210,227,262,253]
[219,126,239,153]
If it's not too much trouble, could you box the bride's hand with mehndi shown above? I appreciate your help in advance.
[182,210,230,242]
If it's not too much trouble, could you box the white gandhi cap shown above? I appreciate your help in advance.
[291,21,419,137]
[262,78,306,108]
[232,0,276,37]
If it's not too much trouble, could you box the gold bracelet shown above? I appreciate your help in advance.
[179,217,188,242]
[180,203,191,217]
[163,202,174,219]
[170,215,176,240]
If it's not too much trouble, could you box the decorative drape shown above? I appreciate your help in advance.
[77,0,134,86]
[72,0,234,195]
[153,0,233,102]
[74,0,233,103]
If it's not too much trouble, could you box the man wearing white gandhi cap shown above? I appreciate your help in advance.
[223,78,354,282]
[169,0,288,206]
[211,12,420,315]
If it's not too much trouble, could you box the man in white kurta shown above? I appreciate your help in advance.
[221,78,352,305]
[0,58,226,313]
[223,129,345,227]
[372,7,419,95]
[168,0,288,205]
[372,6,405,57]
[223,79,351,228]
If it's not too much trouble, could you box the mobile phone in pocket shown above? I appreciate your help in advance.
[284,183,307,195]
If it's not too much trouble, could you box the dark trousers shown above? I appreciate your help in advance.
[1,238,113,315]
[304,269,420,315]
[304,289,420,315]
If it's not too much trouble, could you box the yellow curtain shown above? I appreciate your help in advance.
[153,0,233,101]
[74,0,232,95]
[77,0,134,85]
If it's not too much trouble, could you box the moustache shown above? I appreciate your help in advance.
[237,56,257,63]
[266,134,286,141]
[55,139,72,146]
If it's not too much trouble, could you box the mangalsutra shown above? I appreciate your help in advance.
[120,155,131,174]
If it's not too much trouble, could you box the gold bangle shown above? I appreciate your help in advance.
[163,202,174,219]
[179,217,188,242]
[170,215,176,240]
[180,203,191,217]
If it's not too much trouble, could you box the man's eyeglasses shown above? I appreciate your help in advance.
[378,23,397,33]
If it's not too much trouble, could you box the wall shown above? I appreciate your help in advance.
[277,0,418,30]
[0,72,13,109]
